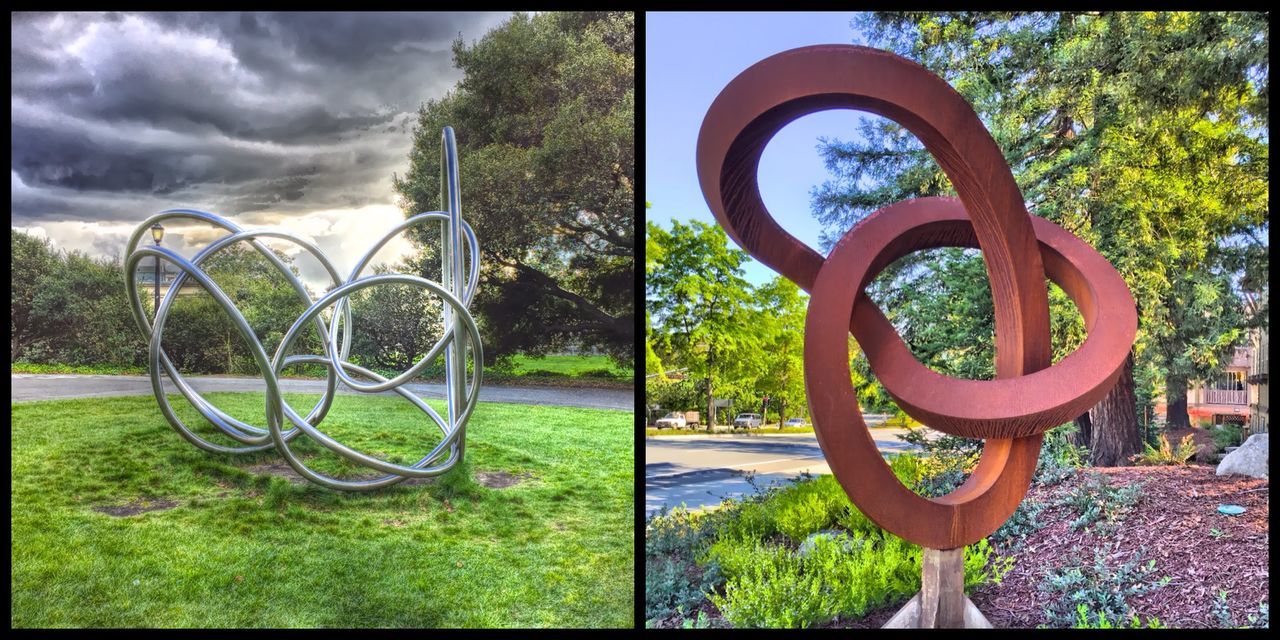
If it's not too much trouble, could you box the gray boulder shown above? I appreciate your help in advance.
[1216,433,1268,479]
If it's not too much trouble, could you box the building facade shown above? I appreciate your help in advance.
[1155,346,1254,428]
[1247,324,1269,437]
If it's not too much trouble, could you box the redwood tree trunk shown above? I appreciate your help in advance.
[1088,351,1142,466]
[1073,411,1092,451]
[1165,373,1191,430]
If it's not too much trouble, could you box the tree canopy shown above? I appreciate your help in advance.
[810,12,1267,448]
[394,11,634,367]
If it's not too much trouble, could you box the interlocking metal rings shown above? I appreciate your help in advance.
[124,127,483,492]
[697,45,1137,548]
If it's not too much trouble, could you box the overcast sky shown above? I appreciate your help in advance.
[11,11,511,289]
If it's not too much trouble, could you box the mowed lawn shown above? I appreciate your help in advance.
[506,354,629,378]
[11,392,633,628]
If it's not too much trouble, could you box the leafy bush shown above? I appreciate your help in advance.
[646,506,720,559]
[709,533,1011,628]
[1036,423,1088,486]
[1071,604,1165,628]
[1211,424,1244,452]
[1131,433,1198,465]
[1212,588,1271,628]
[1059,472,1142,532]
[990,498,1047,550]
[646,556,723,623]
[1039,549,1171,628]
[645,506,728,625]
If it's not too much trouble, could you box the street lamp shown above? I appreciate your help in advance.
[150,222,164,314]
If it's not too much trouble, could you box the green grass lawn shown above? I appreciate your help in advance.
[504,354,629,379]
[11,392,633,628]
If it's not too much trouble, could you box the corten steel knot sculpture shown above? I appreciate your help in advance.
[697,46,1137,627]
[125,127,482,492]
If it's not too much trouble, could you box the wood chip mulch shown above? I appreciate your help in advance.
[969,464,1268,628]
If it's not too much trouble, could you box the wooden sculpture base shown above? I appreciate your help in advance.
[882,547,993,628]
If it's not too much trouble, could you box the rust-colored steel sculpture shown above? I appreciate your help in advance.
[696,45,1137,550]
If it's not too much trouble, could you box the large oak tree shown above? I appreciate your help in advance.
[394,12,634,366]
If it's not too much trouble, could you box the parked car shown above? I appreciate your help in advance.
[863,413,890,427]
[732,413,763,428]
[783,417,808,427]
[654,412,686,429]
[654,411,700,429]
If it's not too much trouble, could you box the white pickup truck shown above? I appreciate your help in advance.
[654,411,700,429]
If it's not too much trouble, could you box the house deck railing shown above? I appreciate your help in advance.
[1205,389,1248,405]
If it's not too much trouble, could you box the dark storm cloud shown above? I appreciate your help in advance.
[10,11,509,225]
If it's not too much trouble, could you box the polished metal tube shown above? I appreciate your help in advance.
[124,128,483,490]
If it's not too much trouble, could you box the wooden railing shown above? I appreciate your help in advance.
[1205,389,1247,405]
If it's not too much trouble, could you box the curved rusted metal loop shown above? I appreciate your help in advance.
[696,45,1137,548]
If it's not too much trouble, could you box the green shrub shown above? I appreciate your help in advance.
[645,506,726,625]
[1039,549,1171,628]
[1131,433,1197,465]
[708,533,1011,629]
[1035,423,1087,486]
[579,367,626,380]
[1059,472,1142,532]
[1071,604,1165,628]
[1211,424,1244,452]
[646,506,720,559]
[646,556,723,623]
[990,498,1047,549]
[772,477,850,543]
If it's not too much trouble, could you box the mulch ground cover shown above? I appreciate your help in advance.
[661,463,1268,629]
[969,464,1268,628]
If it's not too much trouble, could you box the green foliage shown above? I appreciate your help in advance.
[646,557,723,624]
[894,427,978,497]
[708,533,1010,628]
[1036,422,1088,486]
[665,468,1012,628]
[10,362,147,376]
[11,232,145,367]
[1211,423,1245,452]
[820,11,1268,441]
[1211,588,1269,628]
[646,219,759,425]
[1038,549,1171,628]
[1132,433,1199,465]
[990,498,1047,550]
[1071,604,1165,628]
[394,12,634,366]
[1059,472,1142,532]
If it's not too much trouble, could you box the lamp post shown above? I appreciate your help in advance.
[150,222,165,314]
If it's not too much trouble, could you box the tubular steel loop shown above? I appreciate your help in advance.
[697,45,1137,548]
[125,127,483,491]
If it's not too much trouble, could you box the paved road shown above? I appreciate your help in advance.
[645,429,922,517]
[10,373,633,411]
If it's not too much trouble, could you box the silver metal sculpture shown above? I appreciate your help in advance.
[124,127,482,491]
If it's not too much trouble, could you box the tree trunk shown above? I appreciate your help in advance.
[1072,411,1092,450]
[1165,373,1191,430]
[1088,351,1142,466]
[705,345,715,431]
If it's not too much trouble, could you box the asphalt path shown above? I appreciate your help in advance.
[9,373,633,411]
[646,429,924,517]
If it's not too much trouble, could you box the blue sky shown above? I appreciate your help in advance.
[645,12,874,286]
